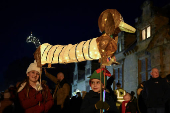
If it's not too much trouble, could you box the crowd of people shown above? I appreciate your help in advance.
[0,60,170,113]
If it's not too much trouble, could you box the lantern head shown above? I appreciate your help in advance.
[97,9,136,66]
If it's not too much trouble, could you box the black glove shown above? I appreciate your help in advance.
[103,102,110,111]
[95,100,103,109]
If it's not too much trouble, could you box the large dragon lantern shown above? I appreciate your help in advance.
[34,9,136,67]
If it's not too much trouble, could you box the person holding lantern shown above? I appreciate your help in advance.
[44,68,70,113]
[17,60,54,113]
[80,68,119,113]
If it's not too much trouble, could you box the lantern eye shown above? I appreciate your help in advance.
[120,15,124,22]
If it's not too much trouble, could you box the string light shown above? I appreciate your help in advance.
[26,32,41,48]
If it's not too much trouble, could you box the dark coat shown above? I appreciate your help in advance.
[165,99,170,113]
[106,76,117,102]
[165,82,170,113]
[137,94,147,113]
[80,90,119,113]
[120,101,137,113]
[141,77,170,108]
[70,96,82,113]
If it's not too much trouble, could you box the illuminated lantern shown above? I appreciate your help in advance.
[34,9,136,67]
[38,37,101,65]
[63,44,73,63]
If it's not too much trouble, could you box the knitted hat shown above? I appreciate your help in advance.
[88,68,111,86]
[26,60,41,74]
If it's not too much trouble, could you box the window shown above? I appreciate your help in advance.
[74,74,77,80]
[86,85,90,92]
[147,26,151,38]
[119,67,122,84]
[138,57,151,84]
[78,70,85,81]
[117,42,122,52]
[119,42,122,52]
[142,29,146,40]
[114,66,123,90]
[86,68,90,75]
[147,57,152,79]
[141,59,146,81]
[142,26,151,40]
[86,81,90,92]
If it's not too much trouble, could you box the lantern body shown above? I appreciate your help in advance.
[40,38,101,64]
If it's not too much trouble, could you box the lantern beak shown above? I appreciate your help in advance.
[118,21,136,33]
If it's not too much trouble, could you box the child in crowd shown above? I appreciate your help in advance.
[80,68,119,113]
[120,92,137,113]
[17,60,54,113]
[0,89,14,113]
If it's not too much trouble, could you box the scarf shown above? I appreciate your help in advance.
[121,101,129,113]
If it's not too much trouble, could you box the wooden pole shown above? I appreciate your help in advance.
[103,67,106,112]
[39,65,42,106]
[100,60,103,113]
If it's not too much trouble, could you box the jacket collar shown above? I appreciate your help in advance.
[17,81,43,93]
[59,79,66,87]
[150,76,161,81]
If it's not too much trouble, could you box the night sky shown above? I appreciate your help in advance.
[0,0,169,90]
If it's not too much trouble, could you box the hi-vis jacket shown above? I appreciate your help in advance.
[115,88,126,103]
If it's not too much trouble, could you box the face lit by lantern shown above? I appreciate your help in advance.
[27,70,40,83]
[90,79,104,93]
